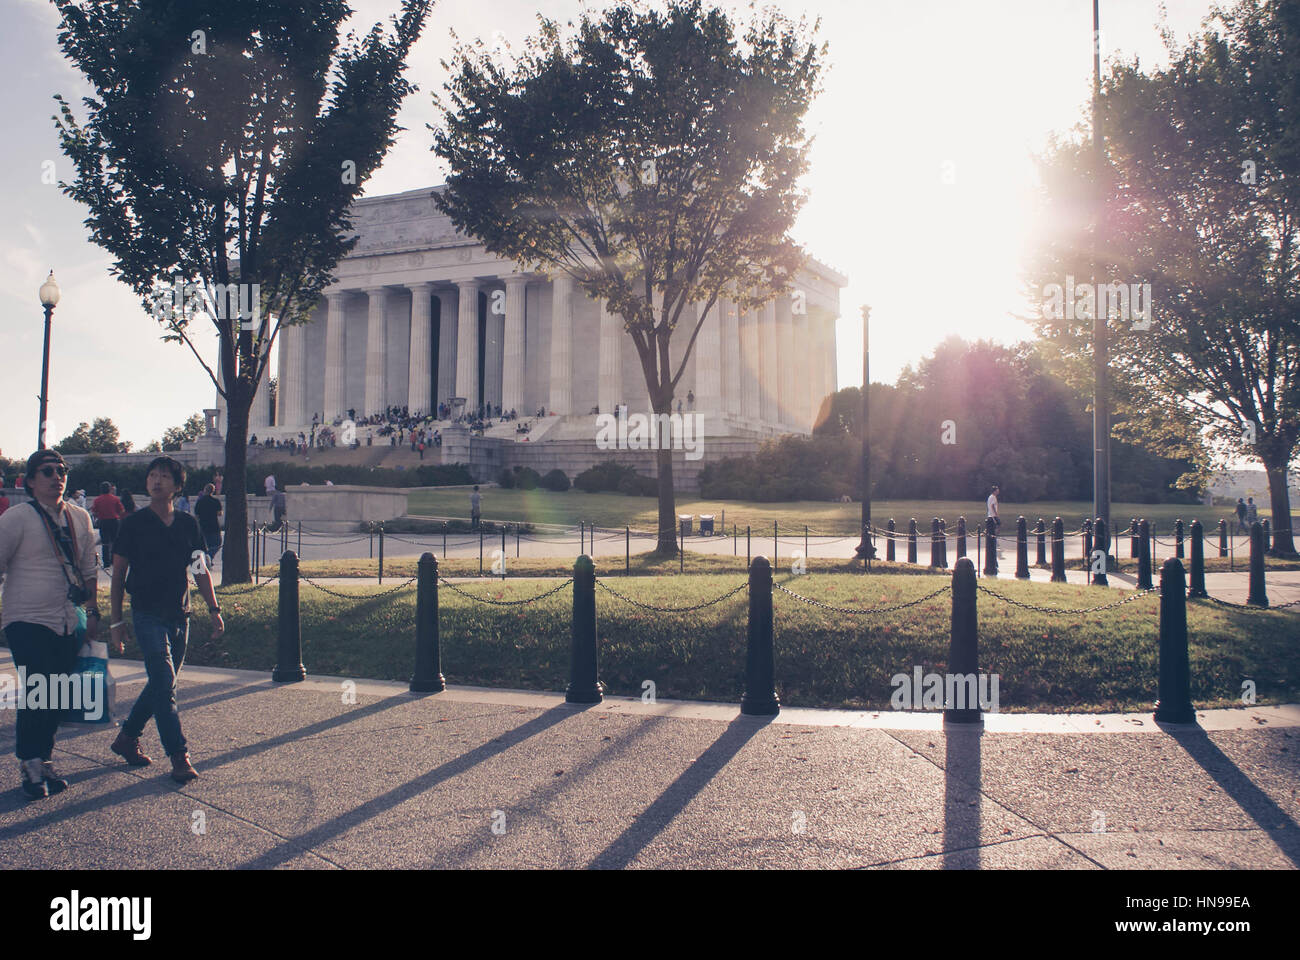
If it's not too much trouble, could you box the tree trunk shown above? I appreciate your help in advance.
[656,442,677,556]
[221,393,253,583]
[1264,463,1297,557]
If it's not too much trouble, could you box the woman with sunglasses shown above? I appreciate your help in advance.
[0,450,102,799]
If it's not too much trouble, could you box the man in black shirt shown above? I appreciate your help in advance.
[193,483,223,565]
[108,457,224,783]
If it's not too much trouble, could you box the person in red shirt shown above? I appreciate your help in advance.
[0,491,9,517]
[91,482,126,569]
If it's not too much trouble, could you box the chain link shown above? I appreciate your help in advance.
[976,583,1159,614]
[594,578,748,612]
[773,581,951,615]
[1203,594,1300,610]
[437,576,574,606]
[215,576,279,595]
[300,576,416,600]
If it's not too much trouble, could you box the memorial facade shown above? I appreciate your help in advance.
[225,185,845,442]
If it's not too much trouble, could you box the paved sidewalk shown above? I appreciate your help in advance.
[1,653,1296,869]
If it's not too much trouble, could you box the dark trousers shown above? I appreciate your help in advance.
[122,613,189,756]
[98,517,120,567]
[4,622,81,761]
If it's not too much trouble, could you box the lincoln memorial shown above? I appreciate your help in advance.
[224,185,845,484]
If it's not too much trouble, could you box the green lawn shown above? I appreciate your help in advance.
[162,573,1299,713]
[407,488,1251,536]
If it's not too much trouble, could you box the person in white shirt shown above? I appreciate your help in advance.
[264,474,276,496]
[0,450,101,799]
[986,484,1001,531]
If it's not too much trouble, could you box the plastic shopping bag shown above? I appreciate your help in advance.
[64,624,116,725]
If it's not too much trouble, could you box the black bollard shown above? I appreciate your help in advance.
[1035,518,1046,567]
[1218,519,1228,557]
[1129,518,1139,558]
[566,555,604,703]
[1051,517,1067,582]
[1262,518,1271,554]
[410,553,446,692]
[1153,558,1195,724]
[1082,519,1092,581]
[1175,518,1184,559]
[1092,517,1109,587]
[1137,518,1153,590]
[626,525,630,576]
[741,556,780,716]
[938,518,948,569]
[272,551,306,682]
[945,558,981,724]
[1015,516,1030,580]
[929,518,940,567]
[378,522,385,585]
[746,525,751,569]
[1247,521,1268,607]
[479,526,483,576]
[907,518,918,564]
[501,527,507,581]
[1188,520,1208,598]
[443,521,447,558]
[956,516,967,560]
[886,519,896,562]
[983,517,998,576]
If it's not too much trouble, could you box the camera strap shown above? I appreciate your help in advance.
[29,500,89,598]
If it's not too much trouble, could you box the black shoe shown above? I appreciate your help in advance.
[19,759,48,800]
[42,760,69,795]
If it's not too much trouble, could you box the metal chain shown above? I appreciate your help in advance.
[772,581,951,615]
[976,583,1159,614]
[594,578,748,612]
[1203,594,1300,611]
[300,576,416,600]
[215,576,279,595]
[437,576,574,606]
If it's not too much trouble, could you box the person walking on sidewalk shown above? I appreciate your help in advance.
[91,481,125,569]
[108,456,224,783]
[0,450,100,799]
[986,484,1001,552]
[1235,497,1248,534]
[193,483,223,565]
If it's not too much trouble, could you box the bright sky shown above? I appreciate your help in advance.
[0,0,1219,457]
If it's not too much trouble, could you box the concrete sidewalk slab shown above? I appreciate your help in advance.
[1,654,1296,869]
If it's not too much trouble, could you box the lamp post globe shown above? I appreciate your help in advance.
[38,270,59,450]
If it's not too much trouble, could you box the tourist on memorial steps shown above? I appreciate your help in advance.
[109,456,223,783]
[0,450,99,800]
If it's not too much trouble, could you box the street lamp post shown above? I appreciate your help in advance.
[1091,0,1113,565]
[854,304,876,561]
[37,270,60,450]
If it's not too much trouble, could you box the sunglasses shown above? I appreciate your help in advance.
[38,465,68,479]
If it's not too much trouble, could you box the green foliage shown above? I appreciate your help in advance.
[509,466,542,491]
[574,460,658,495]
[54,418,131,454]
[161,413,206,451]
[539,468,571,492]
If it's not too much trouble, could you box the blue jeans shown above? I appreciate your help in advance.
[4,622,80,761]
[122,613,188,756]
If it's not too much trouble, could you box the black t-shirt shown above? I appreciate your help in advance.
[113,508,207,620]
[194,494,222,534]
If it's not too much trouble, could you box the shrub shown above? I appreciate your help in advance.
[511,466,541,490]
[617,472,658,497]
[498,467,516,489]
[540,468,571,492]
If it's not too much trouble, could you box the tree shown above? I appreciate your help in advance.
[160,413,207,451]
[52,0,433,580]
[432,0,822,554]
[55,418,131,454]
[1025,0,1300,556]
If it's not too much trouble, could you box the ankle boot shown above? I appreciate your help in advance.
[19,759,47,800]
[41,760,69,794]
[111,731,152,767]
[169,752,198,784]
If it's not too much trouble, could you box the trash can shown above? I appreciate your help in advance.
[699,514,715,536]
[678,514,693,537]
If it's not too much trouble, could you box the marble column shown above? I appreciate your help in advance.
[793,300,810,431]
[406,282,435,416]
[776,295,795,428]
[695,300,722,423]
[284,321,308,428]
[275,323,288,425]
[824,311,838,400]
[759,300,778,425]
[454,279,480,411]
[249,352,272,430]
[722,298,741,417]
[364,287,388,416]
[501,276,528,417]
[598,296,622,416]
[436,289,457,410]
[549,274,573,416]
[739,303,760,422]
[324,292,348,422]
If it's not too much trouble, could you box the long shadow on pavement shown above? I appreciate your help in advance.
[1163,724,1300,868]
[237,702,586,868]
[943,725,983,869]
[0,690,414,843]
[587,715,771,870]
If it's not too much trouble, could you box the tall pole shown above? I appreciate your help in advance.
[38,303,53,449]
[854,305,876,560]
[1091,0,1111,554]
